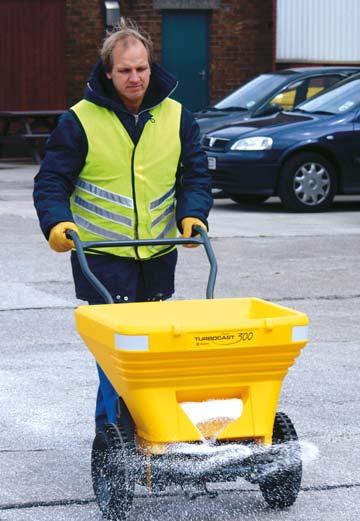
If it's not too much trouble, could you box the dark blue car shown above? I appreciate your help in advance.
[203,73,360,212]
[195,67,360,137]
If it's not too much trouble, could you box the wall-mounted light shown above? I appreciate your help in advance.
[102,1,121,29]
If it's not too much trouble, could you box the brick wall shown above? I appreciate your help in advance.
[65,0,273,106]
[118,1,163,64]
[209,1,273,102]
[65,0,105,105]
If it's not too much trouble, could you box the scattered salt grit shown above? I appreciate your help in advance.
[300,440,320,464]
[167,441,252,458]
[180,398,243,439]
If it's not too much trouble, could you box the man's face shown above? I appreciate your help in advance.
[106,39,151,111]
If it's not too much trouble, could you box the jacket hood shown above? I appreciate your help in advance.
[84,60,178,114]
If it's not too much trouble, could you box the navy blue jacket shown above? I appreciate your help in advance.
[33,60,212,240]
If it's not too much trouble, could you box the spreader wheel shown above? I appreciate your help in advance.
[92,422,136,521]
[259,412,302,509]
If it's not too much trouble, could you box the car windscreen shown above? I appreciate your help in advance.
[299,78,360,115]
[214,74,291,111]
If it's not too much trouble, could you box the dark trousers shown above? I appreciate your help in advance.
[71,249,177,427]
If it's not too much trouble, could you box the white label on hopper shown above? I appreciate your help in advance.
[292,325,309,342]
[115,334,149,351]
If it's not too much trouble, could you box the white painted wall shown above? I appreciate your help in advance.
[276,0,360,63]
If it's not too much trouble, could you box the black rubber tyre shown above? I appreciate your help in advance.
[92,403,136,521]
[278,152,336,212]
[259,412,302,509]
[230,194,268,205]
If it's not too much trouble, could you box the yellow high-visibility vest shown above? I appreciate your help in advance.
[70,98,182,258]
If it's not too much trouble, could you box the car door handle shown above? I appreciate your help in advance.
[199,70,206,81]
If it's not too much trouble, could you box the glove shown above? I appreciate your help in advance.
[48,221,79,252]
[181,217,207,248]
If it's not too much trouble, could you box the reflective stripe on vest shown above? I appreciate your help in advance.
[70,98,182,258]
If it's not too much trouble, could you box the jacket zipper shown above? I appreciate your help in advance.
[131,114,140,259]
[130,95,179,259]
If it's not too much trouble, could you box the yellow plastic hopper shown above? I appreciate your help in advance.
[75,297,308,447]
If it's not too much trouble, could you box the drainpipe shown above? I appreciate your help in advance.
[272,0,276,71]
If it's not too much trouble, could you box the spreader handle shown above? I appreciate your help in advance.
[67,226,217,304]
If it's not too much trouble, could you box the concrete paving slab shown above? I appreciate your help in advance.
[0,449,93,505]
[1,309,358,497]
[1,486,359,521]
[0,436,357,505]
[209,197,360,237]
[0,282,77,310]
[0,309,79,349]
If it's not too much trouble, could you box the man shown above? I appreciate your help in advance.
[33,20,212,431]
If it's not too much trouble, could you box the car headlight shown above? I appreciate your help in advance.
[230,136,273,151]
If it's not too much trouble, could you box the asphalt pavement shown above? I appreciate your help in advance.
[0,161,359,520]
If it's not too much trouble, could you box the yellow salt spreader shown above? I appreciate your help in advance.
[68,228,309,521]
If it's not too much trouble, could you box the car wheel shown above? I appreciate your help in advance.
[230,194,268,204]
[278,153,336,212]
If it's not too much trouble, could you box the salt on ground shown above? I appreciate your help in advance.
[168,400,319,473]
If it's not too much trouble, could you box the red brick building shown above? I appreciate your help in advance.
[0,0,273,112]
[66,0,274,110]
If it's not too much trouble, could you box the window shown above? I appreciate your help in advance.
[269,75,344,111]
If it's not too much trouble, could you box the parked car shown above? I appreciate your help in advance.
[195,67,360,137]
[202,73,360,212]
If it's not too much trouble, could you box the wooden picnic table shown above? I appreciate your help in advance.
[0,110,64,163]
